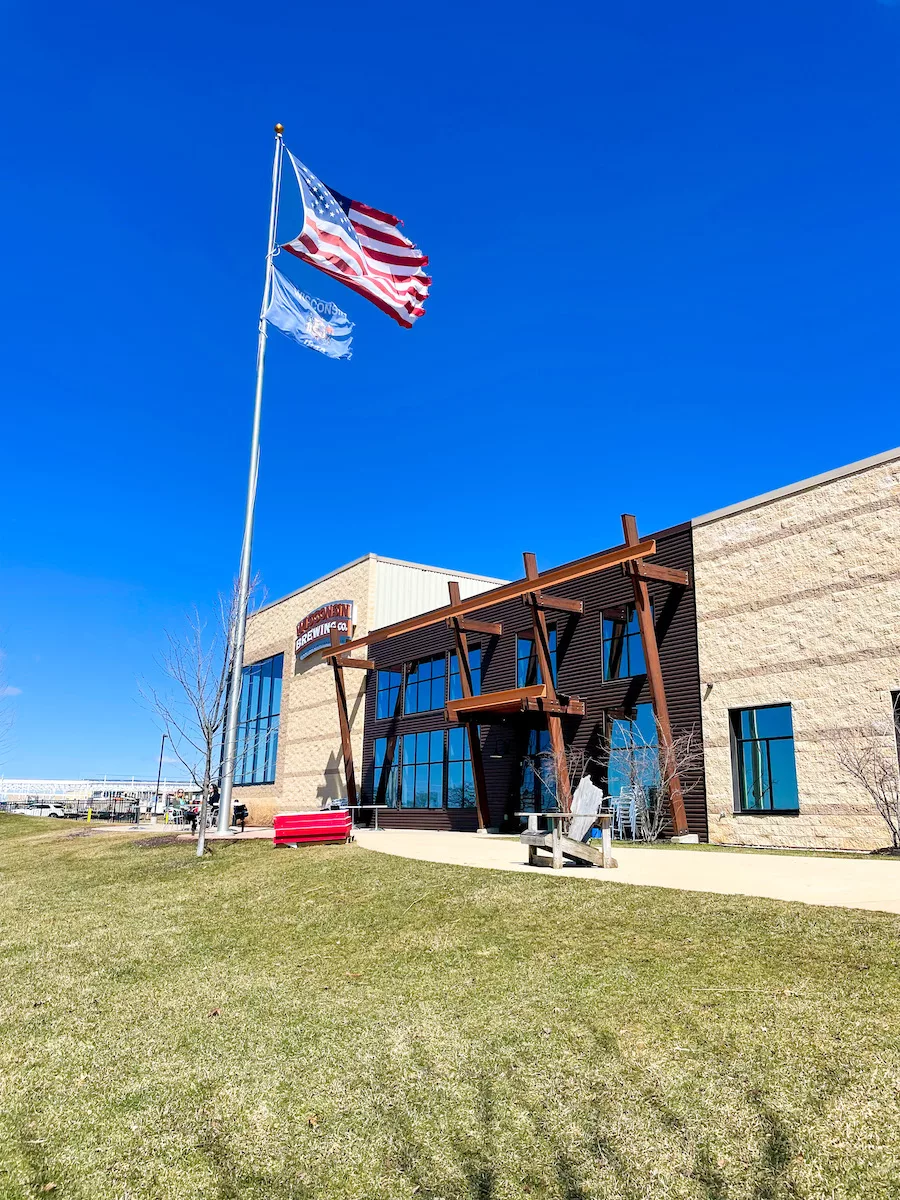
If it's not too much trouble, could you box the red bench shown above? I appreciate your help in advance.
[273,810,352,847]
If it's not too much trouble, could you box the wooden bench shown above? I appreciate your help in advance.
[273,810,352,847]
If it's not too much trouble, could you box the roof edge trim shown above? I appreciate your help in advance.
[692,446,900,528]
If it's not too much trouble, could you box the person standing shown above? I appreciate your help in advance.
[209,783,220,826]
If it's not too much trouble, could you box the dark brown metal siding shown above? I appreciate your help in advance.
[362,523,707,839]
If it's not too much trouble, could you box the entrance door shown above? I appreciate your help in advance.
[519,728,556,813]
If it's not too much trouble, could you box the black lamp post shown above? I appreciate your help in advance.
[149,732,167,827]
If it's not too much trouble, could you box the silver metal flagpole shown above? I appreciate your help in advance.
[218,123,285,834]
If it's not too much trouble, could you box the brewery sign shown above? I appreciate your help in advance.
[295,600,357,660]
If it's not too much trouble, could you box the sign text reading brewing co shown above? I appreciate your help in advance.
[295,601,357,660]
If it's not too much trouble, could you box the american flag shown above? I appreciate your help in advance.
[282,151,430,329]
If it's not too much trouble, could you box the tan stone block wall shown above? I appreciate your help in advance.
[694,458,900,851]
[237,557,377,826]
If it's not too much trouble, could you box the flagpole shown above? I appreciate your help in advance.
[218,123,285,834]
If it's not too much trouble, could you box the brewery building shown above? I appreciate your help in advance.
[237,447,900,851]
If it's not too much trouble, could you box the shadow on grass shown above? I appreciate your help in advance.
[196,1122,317,1200]
[16,1124,58,1197]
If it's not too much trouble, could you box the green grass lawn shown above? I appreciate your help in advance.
[1,817,899,1199]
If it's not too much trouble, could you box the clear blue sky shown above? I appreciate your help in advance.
[2,0,899,778]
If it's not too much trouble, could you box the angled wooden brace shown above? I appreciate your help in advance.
[620,515,689,836]
[523,553,572,811]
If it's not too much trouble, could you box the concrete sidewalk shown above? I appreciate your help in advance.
[354,829,900,915]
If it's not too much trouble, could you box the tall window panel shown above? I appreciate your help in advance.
[516,627,556,688]
[730,704,799,813]
[447,727,476,808]
[404,655,446,714]
[448,645,481,700]
[401,730,445,808]
[373,737,399,807]
[376,668,402,719]
[607,702,659,798]
[602,604,647,681]
[234,654,283,786]
[519,728,554,811]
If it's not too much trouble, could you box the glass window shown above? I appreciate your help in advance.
[376,668,402,719]
[401,730,444,808]
[447,726,476,808]
[602,605,647,681]
[730,704,799,813]
[448,645,481,700]
[469,645,482,696]
[519,728,555,811]
[516,627,556,688]
[607,702,659,798]
[234,653,283,786]
[893,692,900,772]
[404,655,446,714]
[373,737,399,807]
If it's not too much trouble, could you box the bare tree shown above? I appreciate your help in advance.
[831,717,900,850]
[520,744,600,813]
[523,718,704,841]
[607,721,704,841]
[142,580,260,856]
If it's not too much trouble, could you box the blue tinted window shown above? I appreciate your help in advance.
[373,736,399,807]
[376,668,402,720]
[449,645,481,701]
[234,653,284,786]
[739,705,793,741]
[469,646,481,695]
[602,605,648,681]
[731,705,799,813]
[447,726,475,809]
[401,730,444,807]
[404,655,446,714]
[607,702,659,798]
[516,627,556,688]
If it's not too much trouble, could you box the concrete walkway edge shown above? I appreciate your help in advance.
[354,829,900,915]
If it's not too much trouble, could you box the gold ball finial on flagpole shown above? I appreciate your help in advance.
[274,123,284,135]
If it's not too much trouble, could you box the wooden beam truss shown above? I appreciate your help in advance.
[322,537,656,659]
[318,530,679,831]
[329,627,358,808]
[522,552,573,811]
[445,615,503,636]
[520,591,584,615]
[621,514,690,836]
[447,581,492,830]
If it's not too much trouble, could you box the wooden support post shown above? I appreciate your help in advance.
[374,732,397,807]
[448,581,491,831]
[551,819,563,870]
[620,515,689,836]
[598,813,615,870]
[329,628,358,808]
[523,553,572,812]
